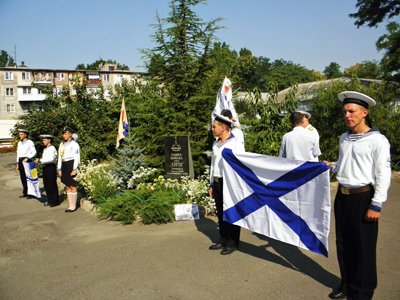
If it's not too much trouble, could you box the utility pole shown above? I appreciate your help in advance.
[13,45,17,66]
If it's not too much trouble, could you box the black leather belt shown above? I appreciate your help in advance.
[339,185,372,195]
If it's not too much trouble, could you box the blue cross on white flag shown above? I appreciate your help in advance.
[221,149,331,256]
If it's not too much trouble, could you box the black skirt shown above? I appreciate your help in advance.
[61,160,77,186]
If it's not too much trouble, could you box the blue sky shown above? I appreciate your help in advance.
[0,0,389,72]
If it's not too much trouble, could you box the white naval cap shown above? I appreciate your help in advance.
[39,134,54,140]
[213,112,234,128]
[338,91,376,108]
[295,110,311,119]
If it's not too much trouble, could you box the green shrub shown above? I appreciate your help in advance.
[140,189,185,224]
[140,200,175,224]
[97,189,150,224]
[97,188,185,225]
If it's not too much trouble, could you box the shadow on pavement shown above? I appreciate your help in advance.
[253,233,340,289]
[194,217,339,289]
[194,216,220,244]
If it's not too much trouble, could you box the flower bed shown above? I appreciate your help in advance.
[76,159,214,225]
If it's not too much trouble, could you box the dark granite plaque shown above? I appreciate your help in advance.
[164,136,194,180]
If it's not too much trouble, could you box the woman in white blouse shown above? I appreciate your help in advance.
[57,127,80,212]
[35,135,59,207]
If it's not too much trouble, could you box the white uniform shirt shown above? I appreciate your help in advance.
[57,140,80,170]
[39,145,57,164]
[231,127,245,145]
[210,134,245,185]
[279,126,321,161]
[335,130,391,207]
[306,124,320,162]
[16,139,36,162]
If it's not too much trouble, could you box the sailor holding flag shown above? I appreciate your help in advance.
[327,91,391,300]
[209,78,331,259]
[208,112,245,255]
[16,129,37,199]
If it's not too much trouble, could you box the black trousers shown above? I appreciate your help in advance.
[18,157,30,196]
[213,178,241,248]
[334,188,377,299]
[43,163,59,206]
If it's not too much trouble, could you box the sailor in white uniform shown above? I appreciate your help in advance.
[208,113,245,255]
[57,127,80,212]
[36,135,59,207]
[279,111,321,161]
[296,110,320,161]
[327,91,391,300]
[16,129,37,198]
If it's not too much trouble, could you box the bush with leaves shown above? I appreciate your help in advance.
[97,189,150,224]
[95,164,213,224]
[127,166,159,189]
[75,160,121,203]
[139,171,215,214]
[16,77,120,162]
[140,189,184,224]
[238,85,298,156]
[97,188,185,225]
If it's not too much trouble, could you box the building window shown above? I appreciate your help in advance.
[103,74,110,81]
[6,104,16,112]
[116,74,123,84]
[21,72,31,80]
[57,73,65,81]
[22,87,32,94]
[5,88,14,96]
[5,72,13,80]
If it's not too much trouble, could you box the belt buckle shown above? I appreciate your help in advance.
[340,187,350,195]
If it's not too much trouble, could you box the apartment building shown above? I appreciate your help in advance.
[0,63,143,140]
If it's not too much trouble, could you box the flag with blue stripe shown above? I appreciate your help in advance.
[23,161,41,199]
[116,99,129,148]
[221,149,331,256]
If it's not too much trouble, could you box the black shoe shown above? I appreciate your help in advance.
[65,208,77,213]
[19,195,27,198]
[329,284,347,299]
[209,243,224,250]
[26,195,34,199]
[220,246,237,255]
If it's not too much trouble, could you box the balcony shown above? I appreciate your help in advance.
[87,79,101,87]
[17,87,46,102]
[18,94,46,102]
[33,78,53,85]
[33,73,53,85]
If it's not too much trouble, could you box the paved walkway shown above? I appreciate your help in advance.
[0,152,399,299]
